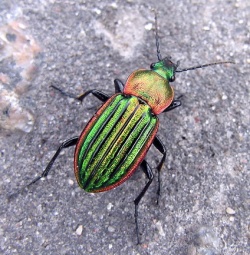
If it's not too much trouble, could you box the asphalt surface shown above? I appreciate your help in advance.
[0,1,249,255]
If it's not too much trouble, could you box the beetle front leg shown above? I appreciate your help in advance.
[153,136,167,204]
[135,160,154,244]
[163,98,182,112]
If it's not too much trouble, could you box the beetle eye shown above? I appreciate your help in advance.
[169,76,175,82]
[150,63,155,69]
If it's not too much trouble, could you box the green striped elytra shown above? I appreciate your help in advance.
[74,94,159,192]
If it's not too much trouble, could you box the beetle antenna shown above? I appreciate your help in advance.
[154,10,162,61]
[176,60,235,72]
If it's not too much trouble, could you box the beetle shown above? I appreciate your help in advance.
[20,13,233,244]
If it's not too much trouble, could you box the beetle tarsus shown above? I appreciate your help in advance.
[8,183,34,202]
[134,203,141,245]
[51,85,77,98]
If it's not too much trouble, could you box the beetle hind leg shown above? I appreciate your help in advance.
[134,160,154,244]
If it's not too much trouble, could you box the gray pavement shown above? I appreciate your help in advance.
[0,1,249,254]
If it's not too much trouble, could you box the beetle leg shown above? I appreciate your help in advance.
[8,137,79,201]
[27,136,79,187]
[163,99,182,112]
[134,160,154,244]
[153,136,167,204]
[51,85,110,103]
[76,90,110,103]
[114,79,124,93]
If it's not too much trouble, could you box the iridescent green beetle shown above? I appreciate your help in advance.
[24,13,233,244]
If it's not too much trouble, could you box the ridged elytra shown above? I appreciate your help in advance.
[13,12,233,244]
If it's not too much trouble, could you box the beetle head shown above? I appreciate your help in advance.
[150,57,179,82]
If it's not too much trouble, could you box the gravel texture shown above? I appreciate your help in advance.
[0,1,249,254]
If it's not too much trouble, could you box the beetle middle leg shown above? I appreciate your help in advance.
[8,137,79,201]
[27,137,79,187]
[134,159,154,244]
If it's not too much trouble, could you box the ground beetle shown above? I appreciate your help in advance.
[19,13,233,244]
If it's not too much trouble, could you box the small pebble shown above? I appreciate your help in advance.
[203,26,210,31]
[93,8,101,15]
[226,207,236,215]
[76,225,83,235]
[107,202,114,211]
[108,226,115,233]
[222,94,228,100]
[229,216,235,222]
[145,23,153,30]
[68,179,74,185]
[110,2,118,9]
[155,221,165,237]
